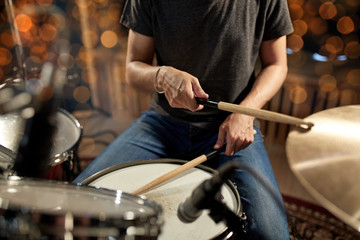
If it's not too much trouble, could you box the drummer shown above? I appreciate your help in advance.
[74,1,293,239]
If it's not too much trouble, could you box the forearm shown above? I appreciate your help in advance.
[125,61,160,93]
[240,63,287,109]
[240,36,288,109]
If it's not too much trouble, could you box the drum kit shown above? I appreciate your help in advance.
[1,1,359,239]
[1,84,359,239]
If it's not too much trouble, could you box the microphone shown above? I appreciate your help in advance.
[177,161,239,223]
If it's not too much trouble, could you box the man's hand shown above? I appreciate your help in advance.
[156,66,208,112]
[214,113,255,156]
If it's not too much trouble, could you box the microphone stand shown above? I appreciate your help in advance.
[178,161,248,238]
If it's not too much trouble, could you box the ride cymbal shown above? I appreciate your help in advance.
[286,105,360,231]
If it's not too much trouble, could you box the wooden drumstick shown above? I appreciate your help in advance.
[132,127,257,196]
[132,147,227,195]
[196,98,314,129]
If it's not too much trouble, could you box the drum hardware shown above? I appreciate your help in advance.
[178,161,247,239]
[196,97,314,129]
[286,105,360,232]
[4,0,27,81]
[132,146,227,195]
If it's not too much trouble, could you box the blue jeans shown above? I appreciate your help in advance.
[73,109,289,239]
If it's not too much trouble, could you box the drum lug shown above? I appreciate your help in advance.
[240,211,247,221]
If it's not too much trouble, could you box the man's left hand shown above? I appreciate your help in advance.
[214,113,255,156]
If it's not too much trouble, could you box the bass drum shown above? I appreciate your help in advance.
[0,177,163,239]
[82,159,243,240]
[0,108,82,181]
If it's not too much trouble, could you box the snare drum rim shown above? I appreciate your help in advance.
[81,159,242,215]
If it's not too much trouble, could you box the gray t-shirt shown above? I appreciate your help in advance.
[121,0,293,130]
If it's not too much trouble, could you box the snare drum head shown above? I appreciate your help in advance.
[0,178,162,238]
[85,160,241,240]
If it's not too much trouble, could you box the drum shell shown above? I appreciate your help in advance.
[83,159,243,240]
[0,177,163,239]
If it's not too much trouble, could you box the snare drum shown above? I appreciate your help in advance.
[0,108,82,181]
[0,177,163,239]
[82,159,242,240]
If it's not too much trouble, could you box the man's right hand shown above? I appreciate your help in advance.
[156,66,208,112]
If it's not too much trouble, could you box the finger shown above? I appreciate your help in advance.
[225,139,235,156]
[240,130,255,149]
[234,138,244,152]
[191,77,208,99]
[192,104,204,112]
[214,127,226,149]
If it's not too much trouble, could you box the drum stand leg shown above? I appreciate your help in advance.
[208,199,247,239]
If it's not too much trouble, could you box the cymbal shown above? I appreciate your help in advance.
[286,105,360,231]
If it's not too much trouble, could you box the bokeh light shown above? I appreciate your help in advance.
[287,34,304,53]
[0,48,12,66]
[325,36,344,54]
[73,85,91,103]
[100,30,118,48]
[319,74,337,92]
[339,89,358,105]
[0,30,15,48]
[309,17,328,35]
[319,2,337,20]
[82,30,99,48]
[289,4,304,20]
[14,14,33,32]
[289,86,307,104]
[337,16,355,34]
[347,69,360,87]
[292,19,308,36]
[344,41,360,59]
[30,43,48,61]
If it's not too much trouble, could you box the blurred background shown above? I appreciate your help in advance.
[0,0,359,237]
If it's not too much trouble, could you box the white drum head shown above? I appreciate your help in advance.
[85,160,240,240]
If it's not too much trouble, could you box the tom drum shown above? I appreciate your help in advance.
[0,108,82,180]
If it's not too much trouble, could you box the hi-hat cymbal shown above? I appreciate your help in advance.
[286,105,360,231]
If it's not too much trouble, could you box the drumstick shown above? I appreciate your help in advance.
[132,127,256,196]
[132,147,226,195]
[196,98,314,129]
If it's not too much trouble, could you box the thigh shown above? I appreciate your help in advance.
[73,110,173,184]
[217,128,289,239]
